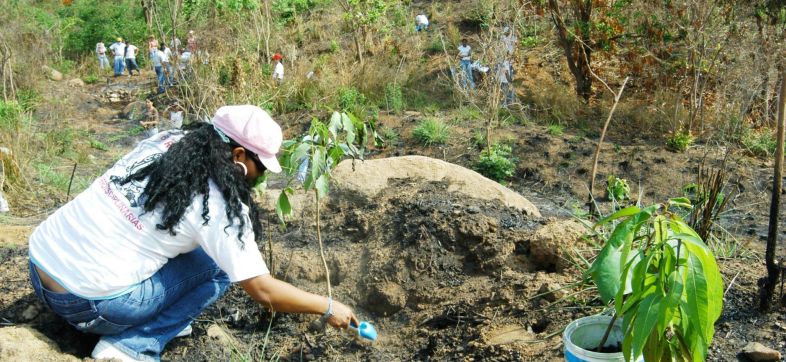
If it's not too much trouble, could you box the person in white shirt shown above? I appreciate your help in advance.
[150,46,166,93]
[124,40,141,76]
[161,45,174,85]
[96,42,109,71]
[272,53,284,85]
[457,39,475,89]
[109,38,126,77]
[28,105,359,362]
[415,12,429,32]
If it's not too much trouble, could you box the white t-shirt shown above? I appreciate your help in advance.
[29,130,269,299]
[125,44,138,59]
[415,14,429,26]
[96,43,106,55]
[162,48,172,63]
[150,49,163,67]
[110,42,126,58]
[273,62,284,80]
[179,51,192,70]
[458,44,471,60]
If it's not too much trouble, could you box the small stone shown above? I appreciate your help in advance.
[537,282,564,302]
[21,305,40,320]
[741,342,781,361]
[467,206,481,214]
[67,78,85,87]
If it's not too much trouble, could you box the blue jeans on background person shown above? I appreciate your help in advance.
[164,63,174,85]
[416,23,428,32]
[98,54,109,70]
[113,57,125,76]
[460,59,475,89]
[154,65,165,93]
[29,248,230,362]
[125,58,140,75]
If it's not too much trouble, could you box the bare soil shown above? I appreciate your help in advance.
[1,70,786,362]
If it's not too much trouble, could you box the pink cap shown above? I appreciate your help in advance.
[212,105,283,173]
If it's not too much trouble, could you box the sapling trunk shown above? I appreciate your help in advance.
[760,69,786,310]
[315,192,332,299]
[588,77,628,215]
[596,313,618,352]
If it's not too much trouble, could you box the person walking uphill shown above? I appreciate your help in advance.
[272,53,284,85]
[27,105,359,362]
[96,41,109,71]
[124,40,141,76]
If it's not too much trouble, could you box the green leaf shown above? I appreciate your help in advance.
[328,111,342,138]
[289,142,311,173]
[275,189,292,225]
[682,238,724,342]
[315,174,329,198]
[631,293,663,359]
[311,146,327,182]
[341,112,356,145]
[681,251,713,348]
[668,196,692,209]
[593,205,641,228]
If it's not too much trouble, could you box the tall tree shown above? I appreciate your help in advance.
[548,0,593,102]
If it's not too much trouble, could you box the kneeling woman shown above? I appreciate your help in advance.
[28,105,357,361]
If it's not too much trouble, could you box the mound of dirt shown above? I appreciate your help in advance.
[331,156,541,217]
[0,325,78,362]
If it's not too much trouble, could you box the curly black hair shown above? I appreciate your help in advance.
[118,122,264,245]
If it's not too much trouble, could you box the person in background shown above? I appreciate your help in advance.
[187,30,197,54]
[497,59,515,107]
[457,38,475,89]
[150,45,166,94]
[415,12,429,32]
[28,105,358,362]
[147,35,159,59]
[178,50,192,80]
[140,99,159,138]
[124,40,141,76]
[170,36,182,56]
[162,44,174,85]
[96,41,109,72]
[109,38,126,77]
[500,26,518,79]
[272,53,284,85]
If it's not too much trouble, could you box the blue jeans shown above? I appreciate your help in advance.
[29,248,230,362]
[460,59,475,89]
[113,57,125,76]
[125,58,140,75]
[98,54,109,70]
[165,63,174,84]
[416,24,428,32]
[154,65,165,93]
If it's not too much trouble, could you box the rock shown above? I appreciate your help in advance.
[0,325,79,361]
[537,282,565,302]
[741,342,781,361]
[206,324,239,349]
[42,66,63,81]
[20,304,40,321]
[366,281,407,316]
[66,78,85,88]
[331,156,541,217]
[529,219,587,272]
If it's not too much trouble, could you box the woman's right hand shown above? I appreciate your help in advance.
[327,300,359,329]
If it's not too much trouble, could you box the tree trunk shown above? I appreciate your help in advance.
[548,0,593,102]
[142,0,154,30]
[760,69,786,311]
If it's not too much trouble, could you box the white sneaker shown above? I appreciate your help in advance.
[175,324,192,338]
[91,339,143,362]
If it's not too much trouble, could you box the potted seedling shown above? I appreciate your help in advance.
[564,198,724,362]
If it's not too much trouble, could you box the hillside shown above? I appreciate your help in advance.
[1,0,786,361]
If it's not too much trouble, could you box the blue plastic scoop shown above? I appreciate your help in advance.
[349,321,377,342]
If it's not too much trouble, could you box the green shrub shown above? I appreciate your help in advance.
[16,89,42,112]
[0,100,24,130]
[90,139,109,151]
[413,118,450,146]
[475,143,516,182]
[666,130,693,152]
[338,87,366,113]
[547,124,563,136]
[741,127,778,157]
[272,0,322,23]
[606,175,630,201]
[83,73,100,85]
[428,37,445,53]
[384,83,404,114]
[520,35,542,48]
[379,127,400,146]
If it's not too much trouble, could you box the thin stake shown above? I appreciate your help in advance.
[65,162,78,202]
